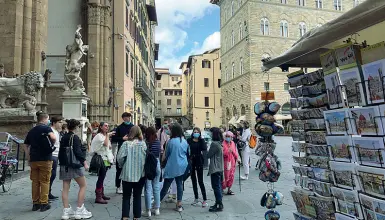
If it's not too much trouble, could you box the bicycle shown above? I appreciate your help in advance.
[0,142,18,192]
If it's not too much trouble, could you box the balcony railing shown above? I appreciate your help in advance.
[135,78,152,101]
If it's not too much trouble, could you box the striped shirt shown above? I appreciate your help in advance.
[147,140,161,158]
[117,139,147,182]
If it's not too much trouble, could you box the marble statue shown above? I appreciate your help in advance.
[64,25,89,94]
[43,69,52,87]
[0,71,44,110]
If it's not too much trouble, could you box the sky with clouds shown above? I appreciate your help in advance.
[155,0,220,74]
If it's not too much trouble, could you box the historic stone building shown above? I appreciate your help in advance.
[0,0,48,76]
[180,49,222,129]
[210,0,363,126]
[35,0,156,124]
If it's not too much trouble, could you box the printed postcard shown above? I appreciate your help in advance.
[339,67,366,107]
[352,136,385,167]
[362,59,385,105]
[357,165,385,199]
[349,106,383,136]
[326,136,354,162]
[330,187,362,219]
[325,71,344,109]
[330,161,359,190]
[324,109,353,135]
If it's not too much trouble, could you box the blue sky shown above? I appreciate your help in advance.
[155,0,221,73]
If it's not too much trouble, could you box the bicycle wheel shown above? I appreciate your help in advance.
[2,164,14,192]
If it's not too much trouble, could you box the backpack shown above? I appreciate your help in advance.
[249,135,257,149]
[144,142,158,180]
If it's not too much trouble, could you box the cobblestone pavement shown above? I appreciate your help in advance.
[0,136,296,220]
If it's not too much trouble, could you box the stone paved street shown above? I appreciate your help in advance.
[0,137,296,220]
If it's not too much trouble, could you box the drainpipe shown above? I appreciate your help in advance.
[112,0,116,123]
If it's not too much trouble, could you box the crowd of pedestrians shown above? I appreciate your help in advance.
[23,110,253,219]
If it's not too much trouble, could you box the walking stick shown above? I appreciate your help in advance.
[239,162,242,192]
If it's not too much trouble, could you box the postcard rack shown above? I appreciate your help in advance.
[288,69,340,220]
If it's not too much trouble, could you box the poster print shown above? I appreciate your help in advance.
[324,109,353,135]
[330,187,362,219]
[349,106,383,136]
[357,165,385,199]
[329,161,359,190]
[339,67,366,107]
[352,136,385,167]
[362,59,385,105]
[324,72,343,109]
[326,136,354,162]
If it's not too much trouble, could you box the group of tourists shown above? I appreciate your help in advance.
[23,110,253,219]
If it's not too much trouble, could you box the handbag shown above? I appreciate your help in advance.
[89,153,105,174]
[64,134,82,169]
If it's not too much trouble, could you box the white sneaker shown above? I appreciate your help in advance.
[142,210,151,217]
[240,175,249,180]
[61,206,75,220]
[154,208,160,216]
[116,187,123,194]
[191,199,199,206]
[202,201,208,208]
[74,204,92,219]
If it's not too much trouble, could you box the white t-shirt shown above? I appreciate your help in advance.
[91,133,114,163]
[52,128,60,157]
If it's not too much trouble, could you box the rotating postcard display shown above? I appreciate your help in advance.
[288,68,336,220]
[253,99,285,219]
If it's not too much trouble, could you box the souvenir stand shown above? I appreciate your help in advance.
[254,91,285,219]
[287,39,385,220]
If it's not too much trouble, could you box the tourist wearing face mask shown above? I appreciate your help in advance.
[111,112,134,194]
[238,121,252,180]
[222,131,240,195]
[187,127,208,207]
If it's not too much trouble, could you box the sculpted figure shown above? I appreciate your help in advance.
[0,71,44,110]
[64,25,89,93]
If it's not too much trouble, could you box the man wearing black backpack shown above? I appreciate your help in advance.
[111,112,134,194]
[24,111,57,212]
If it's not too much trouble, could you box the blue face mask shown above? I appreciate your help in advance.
[193,133,200,139]
[124,121,131,126]
[165,130,170,135]
[225,137,231,142]
[47,120,51,126]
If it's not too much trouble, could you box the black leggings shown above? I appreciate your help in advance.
[191,165,207,201]
[96,166,107,189]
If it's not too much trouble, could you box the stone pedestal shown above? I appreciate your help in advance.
[0,109,36,139]
[61,91,89,144]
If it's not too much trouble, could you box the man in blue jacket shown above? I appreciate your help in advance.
[111,112,134,194]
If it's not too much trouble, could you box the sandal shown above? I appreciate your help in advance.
[227,190,235,195]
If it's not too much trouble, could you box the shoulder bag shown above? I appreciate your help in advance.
[64,134,82,169]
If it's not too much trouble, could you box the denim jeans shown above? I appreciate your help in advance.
[122,178,145,219]
[145,159,161,209]
[210,172,223,203]
[160,175,184,202]
[49,156,58,194]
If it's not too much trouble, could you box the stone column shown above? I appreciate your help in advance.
[87,3,101,122]
[21,0,32,74]
[99,6,105,120]
[103,6,111,122]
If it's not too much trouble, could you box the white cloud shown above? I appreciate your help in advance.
[155,0,219,73]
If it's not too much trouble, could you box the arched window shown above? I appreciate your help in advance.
[260,18,269,35]
[280,20,288,37]
[299,22,307,37]
[231,0,235,16]
[232,62,235,78]
[231,30,235,46]
[232,106,238,117]
[241,104,246,115]
[239,23,243,39]
[240,58,244,75]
